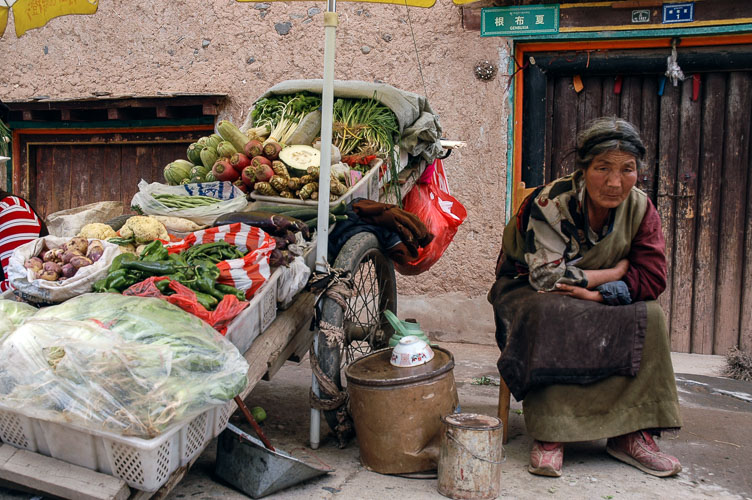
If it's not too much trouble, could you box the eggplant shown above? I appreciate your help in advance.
[213,211,310,239]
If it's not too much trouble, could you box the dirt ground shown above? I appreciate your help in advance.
[166,342,752,500]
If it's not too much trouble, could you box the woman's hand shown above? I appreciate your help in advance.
[550,283,604,302]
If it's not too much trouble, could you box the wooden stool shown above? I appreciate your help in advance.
[497,181,537,444]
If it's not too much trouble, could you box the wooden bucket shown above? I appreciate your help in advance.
[437,413,504,499]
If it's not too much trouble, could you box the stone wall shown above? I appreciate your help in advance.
[0,0,510,329]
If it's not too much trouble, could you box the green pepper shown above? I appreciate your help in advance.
[140,240,169,262]
[107,237,135,246]
[168,252,187,266]
[93,278,108,293]
[155,279,172,294]
[104,268,129,287]
[109,253,137,273]
[122,260,176,275]
[193,290,218,310]
[215,283,246,301]
[108,275,131,292]
[194,260,221,280]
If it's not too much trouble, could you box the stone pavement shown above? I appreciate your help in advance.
[168,342,752,500]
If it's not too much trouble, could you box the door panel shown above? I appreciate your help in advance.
[30,141,190,220]
[524,48,752,354]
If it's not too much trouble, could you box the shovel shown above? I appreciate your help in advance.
[215,397,334,499]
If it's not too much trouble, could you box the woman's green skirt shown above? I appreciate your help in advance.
[521,301,682,442]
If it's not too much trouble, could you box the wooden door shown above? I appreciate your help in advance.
[15,127,212,221]
[521,46,752,354]
[29,141,190,220]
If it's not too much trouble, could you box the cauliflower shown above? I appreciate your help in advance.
[78,223,117,240]
[119,216,169,244]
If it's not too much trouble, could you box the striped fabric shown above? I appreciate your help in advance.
[0,196,44,292]
[166,223,275,299]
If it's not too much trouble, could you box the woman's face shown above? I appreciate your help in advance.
[584,149,638,210]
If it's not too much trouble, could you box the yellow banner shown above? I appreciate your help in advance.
[0,7,8,38]
[12,0,98,37]
[238,0,436,7]
[451,0,483,4]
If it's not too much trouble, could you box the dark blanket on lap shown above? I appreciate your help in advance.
[489,275,647,401]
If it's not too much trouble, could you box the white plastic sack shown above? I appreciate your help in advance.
[0,294,249,438]
[277,256,311,309]
[0,300,37,343]
[130,180,247,226]
[6,236,120,305]
[46,201,124,237]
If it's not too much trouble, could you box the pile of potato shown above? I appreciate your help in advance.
[24,237,104,281]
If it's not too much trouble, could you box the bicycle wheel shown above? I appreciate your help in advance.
[317,232,397,431]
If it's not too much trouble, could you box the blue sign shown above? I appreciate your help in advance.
[663,2,694,24]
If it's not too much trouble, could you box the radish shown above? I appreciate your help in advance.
[253,162,274,183]
[251,155,272,169]
[262,140,282,161]
[241,166,256,187]
[230,152,251,170]
[212,159,240,182]
[233,179,248,193]
[244,139,263,158]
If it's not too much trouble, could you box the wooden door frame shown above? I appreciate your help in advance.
[508,31,752,216]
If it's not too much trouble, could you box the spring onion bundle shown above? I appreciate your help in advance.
[251,92,322,147]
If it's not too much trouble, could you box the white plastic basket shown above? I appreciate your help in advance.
[250,161,381,207]
[224,268,280,354]
[0,400,235,492]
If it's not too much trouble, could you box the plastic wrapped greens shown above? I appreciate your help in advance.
[0,299,37,342]
[0,294,248,438]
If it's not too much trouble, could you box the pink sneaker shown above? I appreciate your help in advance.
[529,440,563,477]
[606,430,682,477]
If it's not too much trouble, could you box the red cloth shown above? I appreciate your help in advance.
[0,196,46,292]
[623,199,667,301]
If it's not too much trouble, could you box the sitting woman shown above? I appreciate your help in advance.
[488,117,682,478]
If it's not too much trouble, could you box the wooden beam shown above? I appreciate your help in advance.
[239,292,316,399]
[0,444,129,500]
[263,324,314,381]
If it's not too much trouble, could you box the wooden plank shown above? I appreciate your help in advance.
[102,146,124,211]
[239,292,316,400]
[551,76,578,179]
[619,76,642,127]
[714,71,752,354]
[0,445,129,500]
[638,77,659,201]
[70,145,92,210]
[655,81,681,338]
[578,75,603,129]
[601,76,619,118]
[544,78,555,183]
[742,137,752,353]
[691,72,726,355]
[669,77,701,354]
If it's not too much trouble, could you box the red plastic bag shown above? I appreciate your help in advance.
[166,223,276,299]
[123,277,249,335]
[394,159,467,275]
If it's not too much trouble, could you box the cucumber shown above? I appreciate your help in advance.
[217,120,250,154]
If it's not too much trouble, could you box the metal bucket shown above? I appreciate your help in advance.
[345,346,458,474]
[437,413,503,500]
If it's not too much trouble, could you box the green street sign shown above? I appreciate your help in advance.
[481,5,559,37]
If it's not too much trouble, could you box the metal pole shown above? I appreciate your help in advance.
[311,0,337,450]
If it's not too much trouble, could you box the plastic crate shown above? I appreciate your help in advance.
[224,268,280,354]
[0,400,234,492]
[250,160,381,207]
